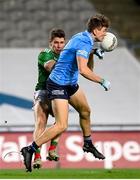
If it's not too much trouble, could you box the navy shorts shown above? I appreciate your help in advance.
[46,78,79,100]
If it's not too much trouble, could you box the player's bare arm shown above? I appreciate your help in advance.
[44,60,56,72]
[87,51,94,70]
[77,56,102,83]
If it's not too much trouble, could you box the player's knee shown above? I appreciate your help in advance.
[57,122,68,133]
[80,106,91,119]
[59,124,67,132]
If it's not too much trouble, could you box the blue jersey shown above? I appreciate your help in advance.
[49,30,94,85]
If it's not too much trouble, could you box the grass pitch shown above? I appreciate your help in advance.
[0,169,140,179]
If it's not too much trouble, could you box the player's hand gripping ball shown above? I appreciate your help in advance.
[100,32,118,52]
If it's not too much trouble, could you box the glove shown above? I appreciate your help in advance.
[100,79,111,91]
[94,48,105,59]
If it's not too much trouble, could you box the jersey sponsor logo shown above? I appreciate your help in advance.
[52,90,64,95]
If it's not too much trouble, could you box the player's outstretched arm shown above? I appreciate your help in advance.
[77,56,110,91]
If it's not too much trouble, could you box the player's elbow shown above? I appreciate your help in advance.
[44,61,55,72]
[79,68,86,76]
[45,64,52,72]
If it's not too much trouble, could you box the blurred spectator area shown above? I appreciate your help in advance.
[90,0,140,61]
[0,0,140,61]
[0,0,94,47]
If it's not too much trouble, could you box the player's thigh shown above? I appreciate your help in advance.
[52,99,69,128]
[34,90,50,118]
[34,100,48,116]
[69,87,90,113]
[34,90,53,116]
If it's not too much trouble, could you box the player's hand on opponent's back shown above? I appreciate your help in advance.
[100,79,111,91]
[93,48,105,59]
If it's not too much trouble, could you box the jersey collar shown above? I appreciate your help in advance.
[85,30,94,46]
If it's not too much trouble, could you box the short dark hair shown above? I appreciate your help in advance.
[49,28,65,41]
[87,14,110,32]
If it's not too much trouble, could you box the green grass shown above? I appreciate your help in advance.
[0,169,140,179]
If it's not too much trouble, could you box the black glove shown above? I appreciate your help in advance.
[94,48,105,59]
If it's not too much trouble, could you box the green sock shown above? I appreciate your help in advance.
[36,148,40,153]
[51,140,58,146]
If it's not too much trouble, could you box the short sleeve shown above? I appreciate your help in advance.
[76,42,92,59]
[38,52,52,66]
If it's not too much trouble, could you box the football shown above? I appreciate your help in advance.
[100,32,118,52]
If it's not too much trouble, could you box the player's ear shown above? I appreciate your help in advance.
[92,28,97,36]
[49,41,52,48]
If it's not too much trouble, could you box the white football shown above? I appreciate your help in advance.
[100,32,118,52]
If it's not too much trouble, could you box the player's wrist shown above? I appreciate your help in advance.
[100,78,111,91]
[99,78,104,85]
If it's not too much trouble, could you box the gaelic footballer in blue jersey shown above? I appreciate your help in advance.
[21,14,111,172]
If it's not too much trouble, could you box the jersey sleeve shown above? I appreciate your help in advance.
[38,52,53,66]
[76,42,92,59]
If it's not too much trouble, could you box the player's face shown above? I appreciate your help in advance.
[93,27,108,42]
[50,37,65,54]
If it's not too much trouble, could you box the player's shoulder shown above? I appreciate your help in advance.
[44,48,52,53]
[38,48,50,59]
[66,32,84,48]
[39,48,52,57]
[73,31,90,43]
[40,48,51,53]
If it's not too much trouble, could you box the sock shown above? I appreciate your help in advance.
[34,148,41,159]
[29,141,39,153]
[84,135,93,145]
[49,140,58,151]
